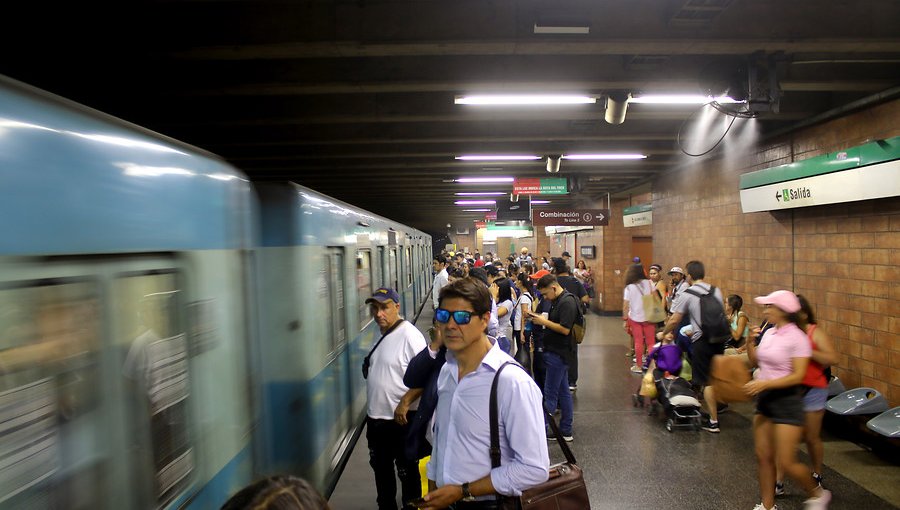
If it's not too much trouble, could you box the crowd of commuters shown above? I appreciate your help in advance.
[220,250,835,510]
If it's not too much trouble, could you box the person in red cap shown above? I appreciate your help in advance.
[745,290,832,510]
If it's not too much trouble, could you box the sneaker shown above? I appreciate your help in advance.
[562,435,574,442]
[626,349,635,358]
[630,365,643,373]
[812,472,823,488]
[803,488,832,509]
[701,419,720,433]
[775,482,785,496]
[569,385,577,393]
[753,504,778,510]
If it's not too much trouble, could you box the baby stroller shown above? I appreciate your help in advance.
[653,374,703,432]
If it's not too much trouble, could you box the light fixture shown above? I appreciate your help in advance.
[605,91,630,124]
[562,154,647,160]
[455,200,497,205]
[454,95,596,105]
[546,155,561,173]
[629,94,743,104]
[455,177,516,183]
[454,192,507,196]
[455,155,541,161]
[532,200,551,205]
[462,208,493,212]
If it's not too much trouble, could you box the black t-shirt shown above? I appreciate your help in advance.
[544,290,578,365]
[557,275,586,300]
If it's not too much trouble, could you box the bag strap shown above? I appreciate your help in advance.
[490,362,578,468]
[367,319,405,359]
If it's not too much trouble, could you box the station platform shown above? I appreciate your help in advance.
[330,310,900,510]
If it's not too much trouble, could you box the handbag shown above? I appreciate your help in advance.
[490,362,591,510]
[639,370,658,398]
[640,282,666,324]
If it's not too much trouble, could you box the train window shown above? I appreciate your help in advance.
[405,247,412,286]
[114,272,193,507]
[328,249,346,349]
[388,249,398,292]
[356,249,373,329]
[0,279,103,508]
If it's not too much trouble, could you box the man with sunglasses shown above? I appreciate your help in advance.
[421,279,549,510]
[364,288,428,510]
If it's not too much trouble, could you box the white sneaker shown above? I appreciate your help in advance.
[630,365,642,373]
[803,488,832,509]
[753,504,778,510]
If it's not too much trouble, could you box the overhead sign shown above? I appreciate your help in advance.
[513,177,568,195]
[474,220,486,229]
[532,209,609,226]
[496,198,531,221]
[623,203,652,227]
[484,211,497,221]
[739,138,900,213]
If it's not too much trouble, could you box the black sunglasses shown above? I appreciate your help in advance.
[434,308,474,325]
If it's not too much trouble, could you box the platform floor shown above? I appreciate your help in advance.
[330,311,900,510]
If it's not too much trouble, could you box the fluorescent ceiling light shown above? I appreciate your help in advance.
[455,95,596,105]
[532,200,551,205]
[455,192,507,196]
[462,208,493,212]
[455,155,541,161]
[629,94,742,105]
[534,24,590,34]
[455,177,516,183]
[562,154,647,160]
[455,200,497,205]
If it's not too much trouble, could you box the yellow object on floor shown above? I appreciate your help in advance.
[419,456,430,495]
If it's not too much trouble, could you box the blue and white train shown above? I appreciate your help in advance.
[0,75,432,509]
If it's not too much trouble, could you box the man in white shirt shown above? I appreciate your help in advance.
[364,288,428,509]
[432,255,450,309]
[422,279,549,510]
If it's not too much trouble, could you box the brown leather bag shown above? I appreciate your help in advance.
[490,362,591,510]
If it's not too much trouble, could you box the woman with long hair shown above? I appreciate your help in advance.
[745,291,831,510]
[726,294,750,351]
[490,277,515,354]
[513,272,536,372]
[622,264,655,373]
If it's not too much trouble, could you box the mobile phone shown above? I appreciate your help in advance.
[407,497,427,508]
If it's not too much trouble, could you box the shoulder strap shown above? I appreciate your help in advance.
[367,319,405,358]
[490,362,577,468]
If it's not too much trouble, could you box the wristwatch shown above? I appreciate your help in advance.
[461,482,475,501]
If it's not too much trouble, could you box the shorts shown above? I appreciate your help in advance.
[803,387,829,412]
[756,386,805,426]
[690,337,725,387]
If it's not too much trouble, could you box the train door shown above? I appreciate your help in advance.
[324,248,352,451]
[404,245,414,318]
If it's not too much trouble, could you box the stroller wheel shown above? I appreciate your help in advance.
[665,419,674,433]
[693,417,702,431]
[632,394,643,408]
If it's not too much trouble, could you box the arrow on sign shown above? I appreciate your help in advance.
[775,191,781,201]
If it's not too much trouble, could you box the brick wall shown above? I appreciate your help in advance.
[651,98,900,405]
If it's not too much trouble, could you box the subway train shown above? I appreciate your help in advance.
[0,75,432,509]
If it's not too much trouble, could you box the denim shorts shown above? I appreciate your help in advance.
[803,387,829,412]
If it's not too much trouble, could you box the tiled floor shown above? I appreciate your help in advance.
[329,312,900,509]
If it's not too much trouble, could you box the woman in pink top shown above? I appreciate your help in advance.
[745,290,831,510]
[622,264,655,374]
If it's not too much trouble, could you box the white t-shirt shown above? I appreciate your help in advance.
[514,292,532,331]
[623,280,653,323]
[497,299,514,335]
[366,320,428,420]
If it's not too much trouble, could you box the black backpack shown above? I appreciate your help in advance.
[683,285,731,344]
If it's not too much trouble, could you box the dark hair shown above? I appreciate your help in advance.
[577,260,587,270]
[522,263,534,275]
[649,264,662,272]
[468,267,489,286]
[221,475,329,510]
[727,294,743,313]
[494,277,513,303]
[686,260,705,280]
[536,274,558,290]
[797,294,817,325]
[433,255,448,265]
[440,278,492,316]
[624,264,646,286]
[552,258,569,274]
[448,267,464,279]
[507,263,518,275]
[484,264,500,277]
[516,272,535,295]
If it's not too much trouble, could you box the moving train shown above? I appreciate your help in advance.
[0,75,432,509]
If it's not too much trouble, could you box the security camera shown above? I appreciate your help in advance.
[604,91,630,124]
[546,155,561,173]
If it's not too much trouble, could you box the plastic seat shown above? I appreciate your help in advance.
[825,387,889,416]
[827,376,846,397]
[866,407,900,438]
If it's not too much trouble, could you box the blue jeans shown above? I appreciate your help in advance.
[543,352,573,436]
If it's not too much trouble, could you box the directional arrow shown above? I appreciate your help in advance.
[775,191,781,201]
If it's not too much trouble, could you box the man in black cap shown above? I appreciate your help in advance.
[561,251,572,265]
[364,288,428,509]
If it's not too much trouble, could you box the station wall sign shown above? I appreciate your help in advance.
[532,208,609,226]
[623,203,652,227]
[513,177,568,195]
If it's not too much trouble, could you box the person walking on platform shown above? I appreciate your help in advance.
[623,263,656,374]
[421,279,549,510]
[745,290,832,510]
[363,288,428,510]
[432,256,450,310]
[658,261,726,433]
[529,274,578,441]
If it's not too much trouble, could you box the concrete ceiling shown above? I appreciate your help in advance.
[2,0,899,232]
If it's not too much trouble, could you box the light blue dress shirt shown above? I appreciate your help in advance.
[427,338,549,497]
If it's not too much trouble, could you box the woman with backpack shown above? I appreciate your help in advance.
[623,264,656,374]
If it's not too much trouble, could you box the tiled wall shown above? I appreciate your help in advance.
[651,98,900,405]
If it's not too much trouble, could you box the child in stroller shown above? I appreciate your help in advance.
[632,337,704,432]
